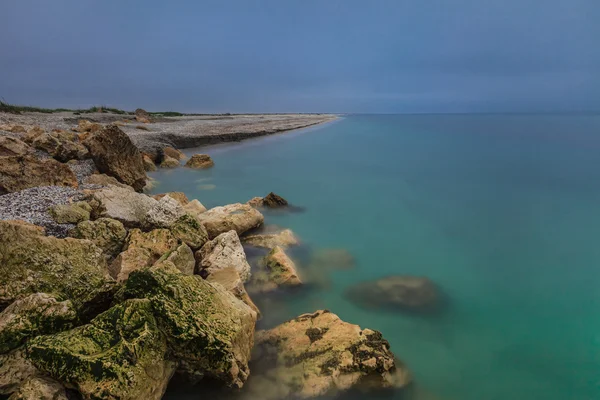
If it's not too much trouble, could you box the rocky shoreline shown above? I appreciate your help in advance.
[0,112,427,400]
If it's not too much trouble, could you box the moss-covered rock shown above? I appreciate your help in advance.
[68,217,127,258]
[0,293,77,354]
[169,213,208,250]
[48,203,90,224]
[0,220,114,318]
[154,243,195,276]
[26,299,174,400]
[121,267,256,388]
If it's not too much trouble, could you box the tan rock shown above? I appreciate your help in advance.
[0,137,32,157]
[0,155,78,195]
[22,126,44,144]
[243,228,299,249]
[135,108,151,123]
[83,173,133,190]
[7,376,69,400]
[78,120,102,133]
[87,186,158,227]
[184,199,207,215]
[153,191,189,206]
[163,146,185,161]
[250,246,301,293]
[0,349,39,396]
[196,230,251,282]
[196,203,264,239]
[135,125,150,131]
[207,267,260,319]
[154,243,195,275]
[185,153,214,169]
[142,154,157,171]
[160,154,180,168]
[144,195,186,228]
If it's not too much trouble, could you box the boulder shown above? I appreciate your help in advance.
[345,276,439,312]
[0,349,39,396]
[243,228,299,249]
[31,134,60,155]
[250,310,411,399]
[250,246,301,293]
[77,120,102,133]
[185,154,214,169]
[32,133,88,162]
[169,213,209,250]
[0,220,113,316]
[142,153,157,171]
[48,203,90,224]
[144,195,186,228]
[247,197,263,207]
[184,199,207,215]
[135,108,151,123]
[163,146,185,161]
[160,155,180,168]
[83,173,133,190]
[196,203,264,239]
[87,186,158,227]
[0,293,77,354]
[154,243,195,276]
[26,299,175,400]
[109,228,178,282]
[309,248,356,270]
[0,155,78,195]
[206,267,260,319]
[68,218,127,258]
[22,126,44,144]
[263,192,288,208]
[196,230,251,282]
[83,125,147,191]
[0,136,32,156]
[7,376,69,400]
[153,191,189,206]
[121,267,256,387]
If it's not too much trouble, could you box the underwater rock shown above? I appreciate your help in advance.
[309,248,356,270]
[185,153,214,169]
[249,246,302,293]
[242,228,299,249]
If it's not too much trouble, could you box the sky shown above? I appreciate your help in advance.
[1,0,599,113]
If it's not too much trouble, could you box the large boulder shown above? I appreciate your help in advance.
[206,267,260,319]
[250,246,301,293]
[242,228,299,249]
[0,293,77,354]
[169,213,209,250]
[0,136,32,156]
[184,154,214,169]
[196,230,251,282]
[26,299,175,400]
[250,310,411,399]
[196,203,264,239]
[345,276,439,312]
[144,195,186,229]
[83,125,147,191]
[7,375,69,400]
[121,266,256,388]
[87,185,158,227]
[68,218,128,258]
[0,155,78,195]
[0,220,114,317]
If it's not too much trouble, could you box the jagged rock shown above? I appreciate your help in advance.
[196,230,251,282]
[196,203,264,239]
[83,125,147,191]
[32,133,88,162]
[0,349,39,396]
[169,213,208,250]
[26,299,175,400]
[263,192,288,208]
[163,147,185,161]
[135,108,151,123]
[0,293,77,354]
[7,376,69,400]
[250,246,301,293]
[250,310,411,399]
[0,136,32,156]
[78,120,102,133]
[120,267,256,387]
[87,186,158,227]
[160,155,180,168]
[154,243,195,275]
[184,199,207,215]
[142,153,157,171]
[242,228,299,249]
[153,191,189,206]
[144,195,186,228]
[0,220,113,316]
[51,139,89,162]
[345,276,439,312]
[309,248,356,270]
[48,203,90,224]
[0,155,78,195]
[22,126,44,144]
[68,218,127,258]
[109,228,178,282]
[207,267,260,319]
[185,153,214,169]
[83,173,133,190]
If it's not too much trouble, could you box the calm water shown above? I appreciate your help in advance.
[154,114,600,400]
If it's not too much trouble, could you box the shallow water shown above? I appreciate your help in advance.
[153,114,600,400]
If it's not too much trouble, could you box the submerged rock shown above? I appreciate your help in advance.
[345,276,439,312]
[250,310,411,399]
[242,228,299,249]
[88,185,158,227]
[142,153,157,171]
[185,153,214,169]
[196,203,264,239]
[196,230,251,282]
[309,248,356,270]
[83,124,147,191]
[0,155,78,195]
[250,246,302,293]
[26,299,174,400]
[68,218,128,258]
[160,155,180,168]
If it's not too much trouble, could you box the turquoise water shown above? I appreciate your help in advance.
[154,114,600,400]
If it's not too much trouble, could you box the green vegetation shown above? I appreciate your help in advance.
[0,100,132,115]
[149,111,184,117]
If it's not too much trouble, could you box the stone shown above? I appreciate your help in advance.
[68,218,127,258]
[144,195,186,228]
[48,203,90,224]
[32,133,88,162]
[0,349,39,396]
[109,228,178,282]
[0,137,32,156]
[7,376,68,400]
[0,220,113,319]
[196,230,251,282]
[184,199,207,215]
[22,126,44,144]
[0,155,78,195]
[263,192,288,208]
[83,173,133,190]
[309,248,356,270]
[345,276,439,312]
[87,186,158,227]
[154,243,195,276]
[243,228,299,249]
[135,108,151,123]
[0,293,77,354]
[160,155,180,168]
[196,203,264,239]
[207,267,260,319]
[120,267,256,388]
[185,153,214,169]
[153,191,189,206]
[250,246,301,293]
[169,213,209,250]
[136,125,150,131]
[83,124,147,191]
[250,310,411,399]
[26,299,175,400]
[163,146,185,161]
[142,153,157,171]
[78,120,102,133]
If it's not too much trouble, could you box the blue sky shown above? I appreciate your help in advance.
[1,0,599,113]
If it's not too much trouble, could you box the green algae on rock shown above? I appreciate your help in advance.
[48,203,90,224]
[250,246,302,293]
[68,218,127,258]
[169,213,209,250]
[26,299,174,400]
